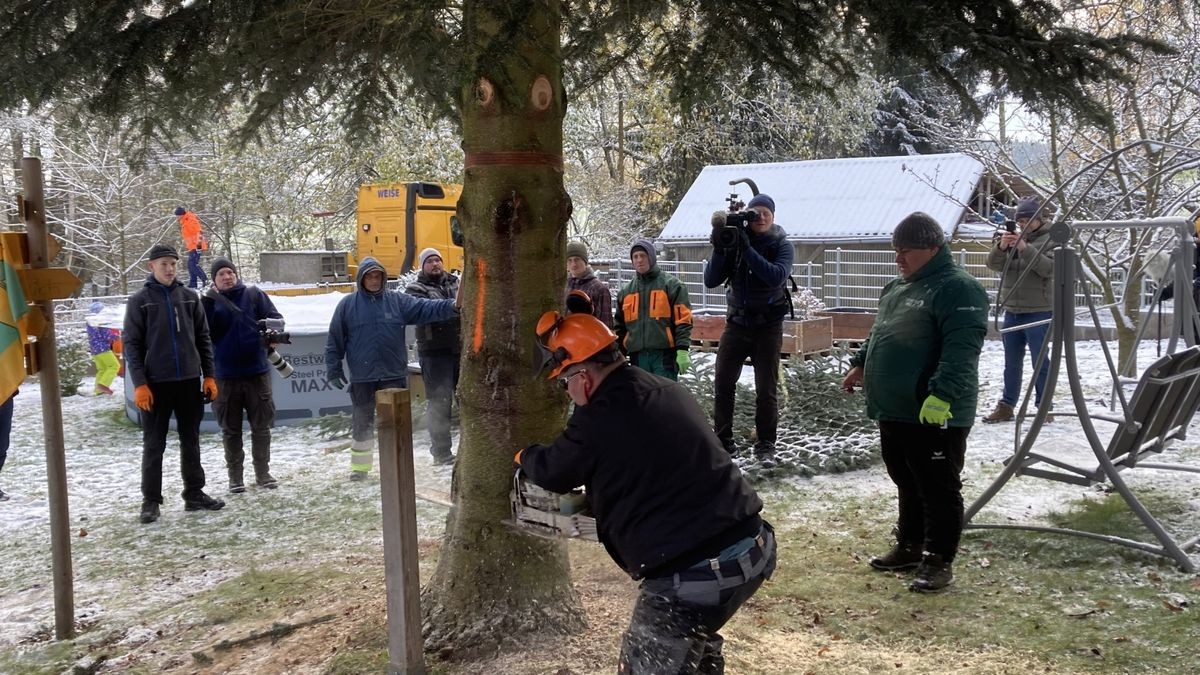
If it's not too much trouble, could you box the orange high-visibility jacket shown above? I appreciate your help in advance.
[178,211,208,252]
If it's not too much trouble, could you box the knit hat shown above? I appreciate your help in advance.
[1015,196,1049,221]
[747,193,776,214]
[89,301,104,314]
[630,237,657,269]
[210,257,236,279]
[565,240,589,262]
[891,212,945,249]
[418,247,442,268]
[174,206,186,217]
[147,244,180,261]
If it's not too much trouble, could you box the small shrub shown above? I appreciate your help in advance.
[56,332,90,397]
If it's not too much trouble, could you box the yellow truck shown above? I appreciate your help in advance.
[353,181,465,276]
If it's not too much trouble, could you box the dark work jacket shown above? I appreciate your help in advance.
[202,282,283,379]
[703,224,794,326]
[404,271,462,355]
[520,365,763,579]
[123,275,214,386]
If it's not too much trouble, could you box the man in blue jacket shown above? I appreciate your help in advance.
[325,257,460,480]
[703,194,794,463]
[202,257,284,493]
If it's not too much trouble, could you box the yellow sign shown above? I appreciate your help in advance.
[16,267,82,301]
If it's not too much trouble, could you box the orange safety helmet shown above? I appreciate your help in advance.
[535,310,617,378]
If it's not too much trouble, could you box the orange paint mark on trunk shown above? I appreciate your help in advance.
[472,258,487,354]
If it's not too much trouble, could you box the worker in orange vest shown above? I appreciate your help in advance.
[175,206,209,289]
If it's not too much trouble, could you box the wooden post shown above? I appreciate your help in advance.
[375,388,426,675]
[21,156,76,640]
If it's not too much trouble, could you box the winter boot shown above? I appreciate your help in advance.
[139,501,160,523]
[225,438,246,493]
[0,487,10,502]
[720,438,740,457]
[250,432,277,488]
[349,471,368,482]
[184,492,226,512]
[981,401,1014,424]
[432,452,456,466]
[753,441,777,468]
[869,541,923,571]
[909,553,954,592]
[227,466,246,494]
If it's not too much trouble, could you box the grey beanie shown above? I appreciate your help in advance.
[747,193,776,214]
[565,240,589,262]
[630,237,657,269]
[418,247,442,268]
[892,212,945,249]
[1015,196,1050,221]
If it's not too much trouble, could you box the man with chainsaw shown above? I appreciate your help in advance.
[516,311,775,674]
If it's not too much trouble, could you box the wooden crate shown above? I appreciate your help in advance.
[815,309,876,341]
[689,315,833,357]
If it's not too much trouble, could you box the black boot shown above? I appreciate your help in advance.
[225,436,246,494]
[228,467,246,494]
[184,491,226,512]
[909,553,954,592]
[753,441,777,468]
[720,438,740,457]
[251,432,277,488]
[869,541,923,571]
[139,501,160,523]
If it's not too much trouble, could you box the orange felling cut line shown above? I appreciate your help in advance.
[472,258,487,353]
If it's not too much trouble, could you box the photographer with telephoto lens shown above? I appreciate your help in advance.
[202,257,285,493]
[703,192,794,464]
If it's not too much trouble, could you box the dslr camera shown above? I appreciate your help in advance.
[714,193,762,250]
[257,318,295,378]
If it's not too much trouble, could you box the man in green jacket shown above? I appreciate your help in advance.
[614,238,693,380]
[842,212,988,592]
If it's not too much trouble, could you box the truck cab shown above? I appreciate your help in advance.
[354,181,465,277]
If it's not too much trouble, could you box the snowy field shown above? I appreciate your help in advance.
[2,338,1199,651]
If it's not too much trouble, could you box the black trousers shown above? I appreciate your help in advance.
[140,378,206,504]
[418,353,459,459]
[878,421,968,559]
[212,372,275,477]
[713,319,783,445]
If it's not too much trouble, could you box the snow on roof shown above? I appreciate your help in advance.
[659,153,985,242]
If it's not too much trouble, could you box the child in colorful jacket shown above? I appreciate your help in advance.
[86,302,123,395]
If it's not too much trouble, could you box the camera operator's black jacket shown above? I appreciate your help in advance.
[202,281,283,380]
[703,224,794,326]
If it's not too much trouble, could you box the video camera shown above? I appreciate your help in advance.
[257,318,295,378]
[714,193,763,249]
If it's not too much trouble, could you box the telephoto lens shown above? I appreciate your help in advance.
[267,348,295,378]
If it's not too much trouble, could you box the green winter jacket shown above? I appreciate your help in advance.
[986,226,1054,313]
[850,245,988,427]
[614,266,693,355]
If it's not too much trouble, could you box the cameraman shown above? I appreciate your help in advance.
[703,194,794,461]
[202,257,284,492]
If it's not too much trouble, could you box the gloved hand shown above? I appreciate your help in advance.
[676,350,692,374]
[329,376,348,391]
[202,377,219,402]
[134,385,154,412]
[918,394,953,426]
[736,227,751,251]
[710,211,727,247]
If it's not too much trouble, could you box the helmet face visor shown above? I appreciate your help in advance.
[534,309,618,379]
[535,310,569,378]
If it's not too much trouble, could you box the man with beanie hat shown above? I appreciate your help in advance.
[174,206,209,289]
[983,195,1056,424]
[202,257,286,492]
[404,248,461,465]
[703,192,794,463]
[842,212,988,592]
[124,243,223,523]
[565,240,613,327]
[614,238,693,380]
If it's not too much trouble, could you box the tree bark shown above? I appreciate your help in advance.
[422,0,587,657]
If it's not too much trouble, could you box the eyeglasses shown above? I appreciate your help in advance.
[557,370,585,390]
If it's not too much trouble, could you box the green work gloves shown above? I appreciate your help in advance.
[919,394,953,426]
[676,350,692,375]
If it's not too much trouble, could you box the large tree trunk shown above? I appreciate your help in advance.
[423,0,587,656]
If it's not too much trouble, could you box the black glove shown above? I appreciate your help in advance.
[710,211,727,248]
[736,227,751,251]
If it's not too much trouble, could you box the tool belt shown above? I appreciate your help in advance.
[669,522,774,591]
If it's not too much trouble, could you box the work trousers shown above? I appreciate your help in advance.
[713,319,783,446]
[619,522,777,674]
[631,349,678,381]
[1001,310,1052,407]
[418,353,459,461]
[212,372,275,482]
[187,249,207,289]
[140,378,207,504]
[349,377,407,474]
[878,421,969,559]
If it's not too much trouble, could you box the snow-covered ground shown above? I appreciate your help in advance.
[2,338,1198,648]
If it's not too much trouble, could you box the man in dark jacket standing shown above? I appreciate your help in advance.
[202,257,284,492]
[703,193,794,462]
[124,244,224,523]
[564,240,612,327]
[404,248,461,465]
[842,213,988,592]
[518,311,775,673]
[326,256,459,480]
